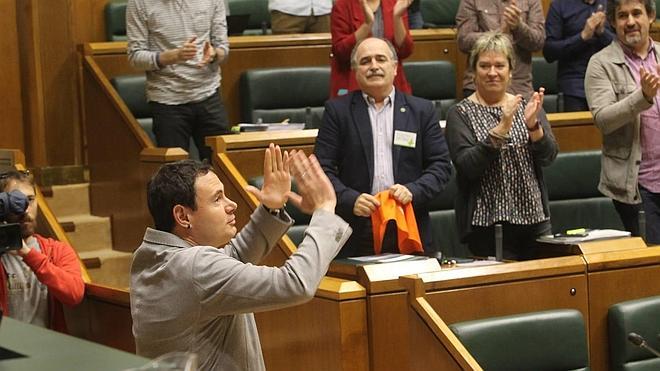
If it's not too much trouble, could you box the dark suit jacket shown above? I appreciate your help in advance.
[315,90,452,257]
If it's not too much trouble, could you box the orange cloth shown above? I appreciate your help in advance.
[371,191,423,255]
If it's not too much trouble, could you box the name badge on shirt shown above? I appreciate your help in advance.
[394,130,417,148]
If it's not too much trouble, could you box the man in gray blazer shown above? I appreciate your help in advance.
[130,144,351,370]
[585,0,660,244]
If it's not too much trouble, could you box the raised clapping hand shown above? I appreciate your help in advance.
[286,150,337,214]
[245,143,290,210]
[501,0,522,33]
[581,11,606,40]
[492,94,521,137]
[393,0,413,18]
[360,0,376,26]
[524,87,545,128]
[177,36,198,63]
[640,66,660,103]
[197,41,222,68]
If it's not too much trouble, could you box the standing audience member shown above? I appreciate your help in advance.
[131,145,351,370]
[0,170,84,332]
[585,0,660,244]
[126,0,231,161]
[316,37,452,257]
[445,32,558,260]
[269,0,332,34]
[544,0,614,111]
[456,0,545,99]
[330,0,415,97]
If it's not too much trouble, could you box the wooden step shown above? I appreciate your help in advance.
[57,214,112,253]
[43,183,91,217]
[79,249,133,289]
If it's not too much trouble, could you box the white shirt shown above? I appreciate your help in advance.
[364,89,396,194]
[268,0,332,16]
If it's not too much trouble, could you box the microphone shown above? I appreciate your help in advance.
[628,332,660,358]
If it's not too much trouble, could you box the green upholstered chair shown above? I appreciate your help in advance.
[532,56,563,113]
[239,67,330,129]
[105,0,128,41]
[450,309,590,371]
[427,172,468,258]
[403,60,457,120]
[227,0,271,35]
[608,295,660,371]
[110,75,200,159]
[420,0,460,28]
[543,150,623,234]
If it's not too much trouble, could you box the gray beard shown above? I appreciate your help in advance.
[625,33,642,47]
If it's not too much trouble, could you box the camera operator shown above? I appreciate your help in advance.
[0,170,84,332]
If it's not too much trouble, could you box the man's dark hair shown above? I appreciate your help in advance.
[0,169,34,192]
[147,160,213,232]
[607,0,656,24]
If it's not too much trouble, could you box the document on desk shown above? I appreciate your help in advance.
[537,229,631,244]
[348,253,427,264]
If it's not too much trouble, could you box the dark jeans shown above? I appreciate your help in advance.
[563,95,589,112]
[150,91,230,161]
[466,221,551,260]
[612,185,660,245]
[407,9,424,29]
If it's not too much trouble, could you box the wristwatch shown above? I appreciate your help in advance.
[264,205,282,216]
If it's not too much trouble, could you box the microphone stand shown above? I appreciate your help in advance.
[628,332,660,358]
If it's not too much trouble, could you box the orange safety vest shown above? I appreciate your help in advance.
[371,191,423,255]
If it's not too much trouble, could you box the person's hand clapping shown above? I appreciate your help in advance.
[393,0,413,18]
[501,0,522,32]
[640,66,660,103]
[582,11,605,40]
[246,143,290,210]
[524,87,545,128]
[360,0,376,26]
[197,41,223,67]
[177,36,198,63]
[492,94,521,137]
[286,150,336,214]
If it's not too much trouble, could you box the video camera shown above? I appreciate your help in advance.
[0,190,28,253]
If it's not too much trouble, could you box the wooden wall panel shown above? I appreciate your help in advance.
[0,0,24,152]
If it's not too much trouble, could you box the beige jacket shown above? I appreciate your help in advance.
[584,41,656,204]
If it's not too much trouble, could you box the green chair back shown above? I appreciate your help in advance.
[105,0,128,41]
[450,309,590,371]
[608,295,660,371]
[421,0,460,28]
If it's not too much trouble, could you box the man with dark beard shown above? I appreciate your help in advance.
[585,0,660,244]
[0,170,84,332]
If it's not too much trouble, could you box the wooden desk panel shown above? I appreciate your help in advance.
[257,297,369,371]
[585,251,660,371]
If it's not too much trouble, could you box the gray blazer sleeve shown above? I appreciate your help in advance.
[193,210,351,318]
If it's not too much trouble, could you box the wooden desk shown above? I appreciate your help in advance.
[0,317,147,371]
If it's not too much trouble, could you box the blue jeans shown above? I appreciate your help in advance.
[150,91,229,161]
